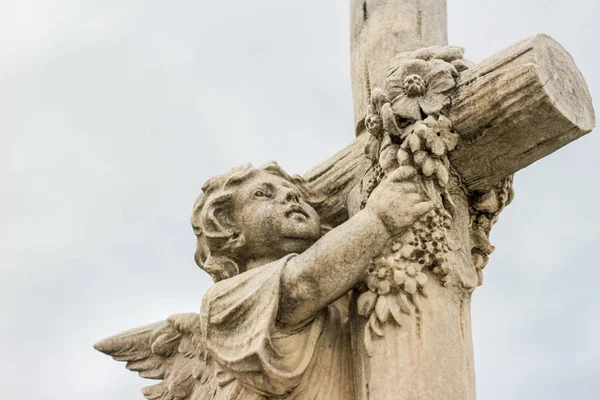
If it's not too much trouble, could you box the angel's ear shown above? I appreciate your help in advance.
[202,201,234,237]
[203,255,240,282]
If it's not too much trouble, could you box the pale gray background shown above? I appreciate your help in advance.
[1,1,598,398]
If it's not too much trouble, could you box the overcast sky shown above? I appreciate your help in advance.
[1,1,598,399]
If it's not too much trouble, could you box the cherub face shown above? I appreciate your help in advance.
[232,170,321,260]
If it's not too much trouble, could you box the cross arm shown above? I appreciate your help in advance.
[305,34,595,226]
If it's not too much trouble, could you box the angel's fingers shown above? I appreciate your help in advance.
[404,193,423,204]
[410,201,435,217]
[387,166,417,182]
[389,181,418,193]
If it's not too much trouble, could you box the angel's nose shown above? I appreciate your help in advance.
[281,188,301,204]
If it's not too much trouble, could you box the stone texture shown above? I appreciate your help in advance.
[449,34,595,190]
[95,2,594,399]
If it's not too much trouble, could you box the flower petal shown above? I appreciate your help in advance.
[422,156,436,177]
[385,76,406,100]
[391,59,433,81]
[422,116,438,128]
[404,278,417,294]
[407,133,421,153]
[412,46,464,62]
[428,59,459,77]
[441,131,459,151]
[379,144,400,173]
[397,148,410,165]
[424,66,456,93]
[451,59,472,72]
[394,270,407,285]
[378,280,391,295]
[431,138,446,156]
[381,103,401,137]
[400,245,415,258]
[432,46,464,62]
[438,115,453,131]
[391,95,421,120]
[419,92,449,116]
[370,88,389,112]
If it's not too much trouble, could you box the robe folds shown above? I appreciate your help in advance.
[201,255,355,399]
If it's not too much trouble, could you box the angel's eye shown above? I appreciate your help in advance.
[254,189,270,198]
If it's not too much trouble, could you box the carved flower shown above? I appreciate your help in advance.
[365,257,393,295]
[393,263,427,295]
[365,88,389,139]
[385,59,458,120]
[399,115,459,187]
[420,115,458,155]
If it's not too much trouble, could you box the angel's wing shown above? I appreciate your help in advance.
[94,313,217,400]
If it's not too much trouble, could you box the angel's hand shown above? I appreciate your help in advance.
[366,166,434,234]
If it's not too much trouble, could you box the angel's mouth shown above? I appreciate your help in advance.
[285,206,309,219]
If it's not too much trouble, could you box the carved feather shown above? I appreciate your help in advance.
[94,313,217,400]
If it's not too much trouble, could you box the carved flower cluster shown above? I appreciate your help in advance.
[358,47,468,352]
[469,176,515,285]
[397,115,458,187]
[357,206,453,354]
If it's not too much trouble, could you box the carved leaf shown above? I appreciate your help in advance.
[388,295,404,326]
[398,293,412,314]
[451,59,472,72]
[357,290,378,317]
[413,150,426,165]
[381,103,401,137]
[422,156,435,177]
[397,148,410,165]
[416,272,428,287]
[375,295,391,323]
[370,312,384,336]
[431,139,445,156]
[408,133,421,152]
[435,159,449,186]
[364,323,374,357]
[371,88,390,112]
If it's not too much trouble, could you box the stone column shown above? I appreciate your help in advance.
[349,2,476,399]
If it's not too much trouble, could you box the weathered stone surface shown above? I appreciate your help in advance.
[449,34,595,190]
[95,2,594,400]
[307,34,595,222]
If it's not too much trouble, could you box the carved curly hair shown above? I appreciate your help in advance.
[191,162,323,282]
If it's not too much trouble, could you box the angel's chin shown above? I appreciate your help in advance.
[279,237,317,254]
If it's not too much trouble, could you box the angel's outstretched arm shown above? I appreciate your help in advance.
[279,166,433,327]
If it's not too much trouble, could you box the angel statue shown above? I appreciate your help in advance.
[95,161,434,399]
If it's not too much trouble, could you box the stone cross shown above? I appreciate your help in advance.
[94,2,594,399]
[302,0,594,399]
